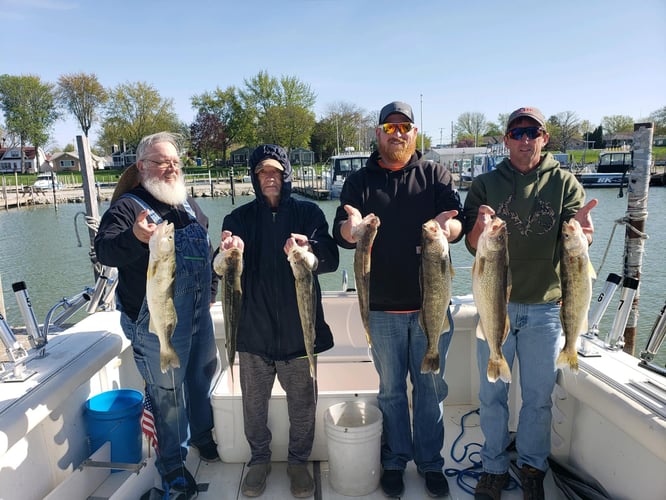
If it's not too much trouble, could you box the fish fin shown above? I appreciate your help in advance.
[476,321,487,340]
[420,352,440,374]
[487,357,512,383]
[159,347,181,373]
[588,261,597,280]
[556,349,579,372]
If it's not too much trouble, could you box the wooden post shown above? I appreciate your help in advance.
[622,122,653,355]
[76,135,101,280]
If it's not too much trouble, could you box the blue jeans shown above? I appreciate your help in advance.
[369,309,453,473]
[477,302,561,474]
[119,222,218,477]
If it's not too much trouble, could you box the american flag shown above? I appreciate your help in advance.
[141,392,159,453]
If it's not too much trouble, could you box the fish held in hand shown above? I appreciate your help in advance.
[419,219,453,374]
[352,213,380,346]
[146,221,179,373]
[288,245,318,380]
[558,218,595,372]
[472,216,512,383]
[213,247,243,372]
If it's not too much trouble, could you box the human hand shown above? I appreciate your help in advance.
[574,198,598,244]
[220,230,245,251]
[466,205,496,249]
[341,204,363,243]
[132,209,156,244]
[284,233,311,255]
[434,209,461,241]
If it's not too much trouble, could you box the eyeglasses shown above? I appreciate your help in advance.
[143,158,181,170]
[507,127,545,140]
[379,122,415,135]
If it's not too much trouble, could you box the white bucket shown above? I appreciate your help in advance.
[324,401,383,496]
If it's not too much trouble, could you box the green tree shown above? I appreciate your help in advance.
[648,106,666,135]
[0,74,59,172]
[98,81,183,153]
[602,115,633,135]
[455,112,486,146]
[57,72,108,138]
[547,111,579,152]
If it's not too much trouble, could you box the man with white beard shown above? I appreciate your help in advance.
[95,132,218,499]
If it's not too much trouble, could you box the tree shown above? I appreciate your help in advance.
[547,111,580,152]
[0,74,59,172]
[602,115,633,135]
[456,112,486,146]
[189,111,226,166]
[98,81,183,153]
[240,71,317,150]
[191,86,248,163]
[648,106,666,135]
[57,72,108,138]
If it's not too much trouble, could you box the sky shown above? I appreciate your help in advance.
[1,0,664,150]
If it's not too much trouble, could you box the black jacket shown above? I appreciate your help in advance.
[94,186,216,321]
[332,150,464,311]
[219,155,339,361]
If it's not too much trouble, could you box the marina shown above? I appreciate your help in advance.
[1,128,665,499]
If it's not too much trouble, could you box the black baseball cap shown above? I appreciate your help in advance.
[378,101,414,124]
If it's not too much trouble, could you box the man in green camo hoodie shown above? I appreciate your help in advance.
[463,107,597,500]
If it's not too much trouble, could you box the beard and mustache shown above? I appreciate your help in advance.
[378,137,417,165]
[143,171,187,205]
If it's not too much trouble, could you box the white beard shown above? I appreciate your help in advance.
[143,173,187,205]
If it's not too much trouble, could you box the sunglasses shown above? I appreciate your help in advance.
[380,122,415,135]
[507,126,545,140]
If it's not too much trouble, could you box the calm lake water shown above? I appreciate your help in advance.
[1,186,664,366]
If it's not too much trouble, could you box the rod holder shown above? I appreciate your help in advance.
[605,277,639,350]
[640,300,666,365]
[585,273,622,338]
[12,281,45,348]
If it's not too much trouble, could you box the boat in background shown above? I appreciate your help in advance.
[575,149,632,188]
[322,150,371,199]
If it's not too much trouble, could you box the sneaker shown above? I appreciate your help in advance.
[287,463,315,498]
[520,465,545,500]
[380,469,404,498]
[190,440,221,463]
[241,463,271,497]
[474,471,510,500]
[163,466,198,499]
[424,471,449,498]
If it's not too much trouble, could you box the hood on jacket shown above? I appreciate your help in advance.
[249,144,293,205]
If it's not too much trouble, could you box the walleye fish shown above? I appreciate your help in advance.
[472,216,512,383]
[419,220,453,374]
[352,213,381,346]
[213,247,243,372]
[288,245,318,380]
[558,218,595,372]
[146,221,179,373]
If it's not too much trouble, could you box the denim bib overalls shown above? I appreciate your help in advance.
[118,194,218,476]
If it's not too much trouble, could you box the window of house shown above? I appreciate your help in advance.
[60,160,76,168]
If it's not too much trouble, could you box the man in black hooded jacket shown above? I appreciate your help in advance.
[216,144,339,498]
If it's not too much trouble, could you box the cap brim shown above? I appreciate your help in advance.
[254,158,284,173]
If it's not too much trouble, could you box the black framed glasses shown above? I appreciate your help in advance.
[507,127,545,140]
[143,158,181,170]
[380,122,415,135]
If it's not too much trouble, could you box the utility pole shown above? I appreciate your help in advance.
[420,94,424,152]
[439,128,444,147]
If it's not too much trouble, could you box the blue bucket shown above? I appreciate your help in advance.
[84,389,143,465]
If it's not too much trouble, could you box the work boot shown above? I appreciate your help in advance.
[474,471,510,500]
[380,469,405,498]
[423,470,449,497]
[163,466,198,499]
[287,463,315,498]
[520,465,545,500]
[241,463,271,497]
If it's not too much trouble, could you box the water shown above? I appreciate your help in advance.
[1,187,664,366]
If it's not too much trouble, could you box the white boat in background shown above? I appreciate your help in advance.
[1,125,664,499]
[322,150,371,199]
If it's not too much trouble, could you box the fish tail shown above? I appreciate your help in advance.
[159,346,180,373]
[309,354,316,381]
[487,357,511,383]
[556,349,579,372]
[420,352,441,374]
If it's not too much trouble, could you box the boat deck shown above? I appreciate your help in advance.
[171,403,562,500]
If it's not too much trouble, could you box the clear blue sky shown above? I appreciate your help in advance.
[1,0,664,150]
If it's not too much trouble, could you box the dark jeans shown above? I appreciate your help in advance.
[239,352,317,465]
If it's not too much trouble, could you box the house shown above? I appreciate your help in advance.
[290,147,314,166]
[48,151,108,172]
[111,150,137,168]
[230,147,252,167]
[0,146,47,173]
[604,133,633,149]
